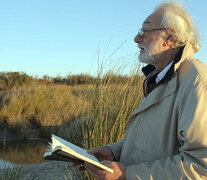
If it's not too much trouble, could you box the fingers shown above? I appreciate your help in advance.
[84,162,105,179]
[85,166,101,179]
[71,162,86,171]
[78,164,86,171]
[71,162,80,166]
[99,160,111,166]
[84,161,126,179]
[87,146,103,154]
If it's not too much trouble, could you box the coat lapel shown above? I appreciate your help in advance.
[131,72,177,117]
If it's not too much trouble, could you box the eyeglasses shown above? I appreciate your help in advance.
[138,28,166,38]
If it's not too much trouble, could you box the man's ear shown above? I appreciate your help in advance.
[165,35,175,46]
[164,29,176,47]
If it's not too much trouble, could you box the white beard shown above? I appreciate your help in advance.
[138,40,161,64]
[139,50,155,64]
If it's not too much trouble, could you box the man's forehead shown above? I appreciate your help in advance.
[142,12,162,27]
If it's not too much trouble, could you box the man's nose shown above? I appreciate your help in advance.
[134,34,142,43]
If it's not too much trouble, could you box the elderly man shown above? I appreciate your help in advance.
[74,1,207,179]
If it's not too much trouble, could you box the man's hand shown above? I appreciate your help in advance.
[84,161,126,180]
[88,146,116,161]
[71,146,115,171]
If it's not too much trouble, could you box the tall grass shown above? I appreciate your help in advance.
[82,72,143,149]
[0,84,90,133]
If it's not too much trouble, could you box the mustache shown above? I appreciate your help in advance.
[138,44,146,49]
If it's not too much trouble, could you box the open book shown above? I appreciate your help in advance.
[44,134,113,173]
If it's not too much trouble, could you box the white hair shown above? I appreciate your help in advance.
[154,1,201,52]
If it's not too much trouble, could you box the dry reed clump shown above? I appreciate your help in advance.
[81,72,144,150]
[0,84,90,130]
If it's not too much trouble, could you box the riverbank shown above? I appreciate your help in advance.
[0,128,47,143]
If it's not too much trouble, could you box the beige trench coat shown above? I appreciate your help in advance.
[108,44,207,179]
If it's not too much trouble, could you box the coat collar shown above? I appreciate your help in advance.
[131,72,177,117]
[141,43,194,79]
[131,43,195,117]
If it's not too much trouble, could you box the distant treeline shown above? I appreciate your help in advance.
[0,71,142,90]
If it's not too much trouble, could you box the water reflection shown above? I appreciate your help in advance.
[0,159,16,169]
[0,140,48,165]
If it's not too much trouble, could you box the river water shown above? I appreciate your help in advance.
[0,140,48,166]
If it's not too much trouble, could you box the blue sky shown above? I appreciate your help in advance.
[0,0,206,78]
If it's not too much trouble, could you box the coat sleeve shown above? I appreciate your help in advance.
[106,140,123,162]
[126,76,207,179]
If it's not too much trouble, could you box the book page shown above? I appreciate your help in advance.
[44,134,113,173]
[51,134,98,163]
[57,146,113,173]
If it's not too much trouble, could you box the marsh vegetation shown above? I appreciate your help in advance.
[0,67,144,179]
